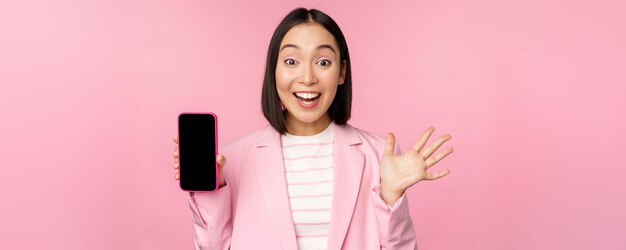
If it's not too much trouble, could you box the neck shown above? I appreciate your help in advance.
[284,113,332,136]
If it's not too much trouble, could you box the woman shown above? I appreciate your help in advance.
[173,7,453,250]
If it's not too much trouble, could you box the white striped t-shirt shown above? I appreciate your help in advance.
[281,123,334,250]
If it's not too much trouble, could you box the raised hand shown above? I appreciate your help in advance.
[379,127,454,205]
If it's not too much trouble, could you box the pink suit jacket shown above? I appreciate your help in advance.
[187,123,417,249]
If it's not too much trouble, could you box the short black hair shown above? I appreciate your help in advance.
[261,8,352,134]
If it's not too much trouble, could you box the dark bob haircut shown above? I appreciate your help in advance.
[261,8,352,134]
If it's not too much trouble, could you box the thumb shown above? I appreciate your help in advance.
[383,132,396,157]
[217,154,227,167]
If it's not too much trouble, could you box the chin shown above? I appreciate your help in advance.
[286,108,326,123]
[292,114,322,124]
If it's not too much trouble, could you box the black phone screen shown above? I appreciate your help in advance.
[178,113,218,191]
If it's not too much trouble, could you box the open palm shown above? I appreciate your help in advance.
[379,127,454,204]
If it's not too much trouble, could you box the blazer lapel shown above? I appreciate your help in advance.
[253,126,298,250]
[327,124,364,250]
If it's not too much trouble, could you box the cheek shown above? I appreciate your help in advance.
[275,70,292,105]
[275,67,292,90]
[319,69,341,89]
[319,65,340,79]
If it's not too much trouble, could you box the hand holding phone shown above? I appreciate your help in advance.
[173,137,226,185]
[176,113,221,191]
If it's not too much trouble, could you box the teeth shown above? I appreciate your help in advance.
[295,92,320,99]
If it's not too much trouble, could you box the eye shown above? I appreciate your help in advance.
[317,59,332,66]
[284,58,297,65]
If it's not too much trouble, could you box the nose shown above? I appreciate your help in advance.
[298,63,318,85]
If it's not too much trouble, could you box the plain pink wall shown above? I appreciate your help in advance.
[1,0,624,249]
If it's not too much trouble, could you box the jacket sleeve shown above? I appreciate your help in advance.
[187,186,233,250]
[371,186,417,250]
[371,142,418,249]
[186,141,244,249]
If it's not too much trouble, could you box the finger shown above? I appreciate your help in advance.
[217,154,227,167]
[425,147,454,169]
[173,135,179,144]
[174,163,179,169]
[383,133,396,157]
[175,172,179,180]
[174,151,179,158]
[421,134,451,159]
[425,169,450,180]
[411,127,435,153]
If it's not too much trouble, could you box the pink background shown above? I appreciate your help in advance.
[1,0,625,249]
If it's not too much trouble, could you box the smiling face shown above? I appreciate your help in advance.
[276,22,346,135]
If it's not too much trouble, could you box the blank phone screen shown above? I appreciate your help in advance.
[178,113,217,191]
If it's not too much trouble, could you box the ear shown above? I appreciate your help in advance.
[338,60,347,85]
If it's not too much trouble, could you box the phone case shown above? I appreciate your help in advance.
[178,112,219,192]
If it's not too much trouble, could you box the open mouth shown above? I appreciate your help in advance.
[293,92,321,102]
[293,92,321,108]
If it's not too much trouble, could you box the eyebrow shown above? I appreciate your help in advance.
[279,44,336,54]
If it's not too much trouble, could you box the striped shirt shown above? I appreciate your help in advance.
[281,123,334,250]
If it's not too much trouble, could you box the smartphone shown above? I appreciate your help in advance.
[178,113,219,192]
